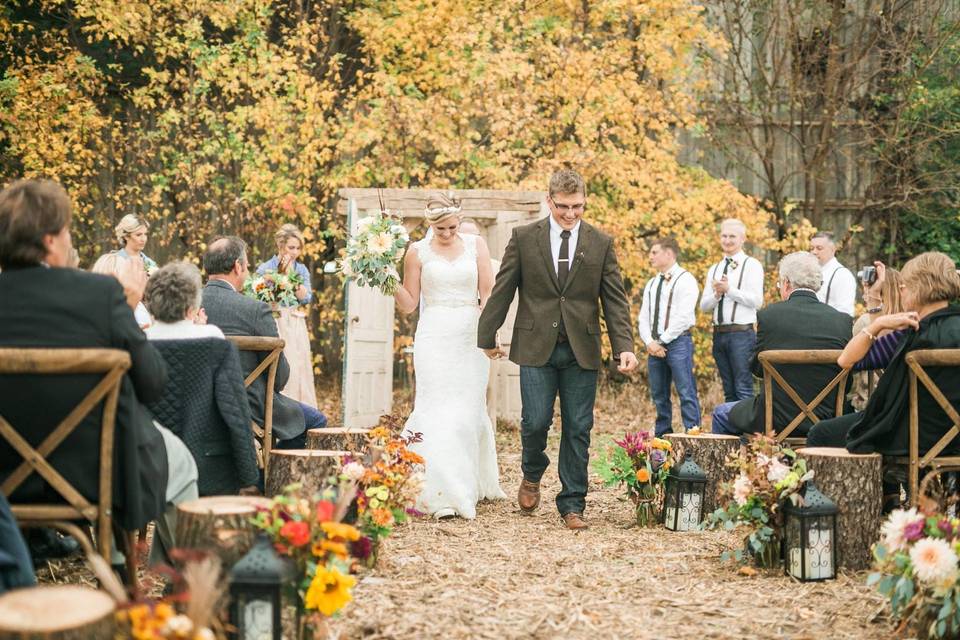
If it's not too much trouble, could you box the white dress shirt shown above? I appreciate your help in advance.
[145,319,226,340]
[548,215,581,276]
[638,263,700,346]
[699,250,764,325]
[817,257,857,316]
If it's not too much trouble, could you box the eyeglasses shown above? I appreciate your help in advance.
[550,198,586,213]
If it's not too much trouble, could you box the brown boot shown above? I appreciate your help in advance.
[517,478,540,513]
[561,513,589,531]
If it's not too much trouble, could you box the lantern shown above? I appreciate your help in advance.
[662,452,707,531]
[784,480,838,581]
[229,534,289,640]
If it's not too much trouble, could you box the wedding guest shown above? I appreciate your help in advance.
[92,252,151,328]
[0,179,198,566]
[807,252,960,459]
[143,261,259,496]
[810,231,857,317]
[699,218,764,402]
[0,494,34,595]
[256,224,317,408]
[711,251,851,436]
[637,237,701,436]
[849,262,903,410]
[202,236,324,450]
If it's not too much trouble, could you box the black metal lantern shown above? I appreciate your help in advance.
[229,533,288,640]
[784,480,838,581]
[662,452,708,531]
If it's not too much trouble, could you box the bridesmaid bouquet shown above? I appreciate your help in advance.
[243,269,303,308]
[593,431,677,527]
[339,211,409,295]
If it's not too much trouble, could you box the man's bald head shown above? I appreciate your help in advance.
[203,235,248,276]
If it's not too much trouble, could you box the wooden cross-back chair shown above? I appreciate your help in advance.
[759,350,851,444]
[226,336,285,473]
[0,348,138,585]
[895,349,960,506]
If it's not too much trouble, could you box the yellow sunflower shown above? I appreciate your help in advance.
[321,521,361,542]
[304,566,357,616]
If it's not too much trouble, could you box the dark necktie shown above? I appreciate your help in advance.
[651,274,666,340]
[558,230,571,289]
[716,257,732,324]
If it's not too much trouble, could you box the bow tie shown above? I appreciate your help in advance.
[661,273,672,282]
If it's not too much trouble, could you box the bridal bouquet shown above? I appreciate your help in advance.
[869,506,960,638]
[593,431,676,527]
[339,212,409,295]
[243,269,303,308]
[704,435,810,568]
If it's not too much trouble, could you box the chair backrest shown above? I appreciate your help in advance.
[0,348,130,560]
[905,349,960,503]
[758,349,850,442]
[226,335,284,471]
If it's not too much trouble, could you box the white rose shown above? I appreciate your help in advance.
[355,216,375,233]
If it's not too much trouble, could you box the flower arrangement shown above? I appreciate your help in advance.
[339,210,409,295]
[243,269,304,308]
[593,431,677,526]
[704,435,811,567]
[870,506,960,638]
[345,414,425,562]
[250,484,361,634]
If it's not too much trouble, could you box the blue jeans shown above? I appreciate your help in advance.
[713,329,756,402]
[520,341,598,516]
[275,402,327,450]
[648,333,701,436]
[710,401,740,435]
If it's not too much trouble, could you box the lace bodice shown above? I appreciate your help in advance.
[415,234,479,308]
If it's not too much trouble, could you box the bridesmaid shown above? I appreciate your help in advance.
[257,224,318,408]
[114,214,158,274]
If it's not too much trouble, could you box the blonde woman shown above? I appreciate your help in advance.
[256,224,317,408]
[114,214,157,273]
[393,193,506,519]
[849,262,904,410]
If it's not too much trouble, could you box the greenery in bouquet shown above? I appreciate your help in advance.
[593,431,676,526]
[243,269,303,308]
[869,506,960,638]
[250,484,361,630]
[339,211,409,295]
[341,415,425,559]
[704,435,811,567]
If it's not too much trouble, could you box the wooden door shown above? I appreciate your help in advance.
[342,199,395,428]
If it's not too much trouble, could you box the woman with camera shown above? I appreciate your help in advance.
[848,262,904,410]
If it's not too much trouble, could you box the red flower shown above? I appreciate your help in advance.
[280,520,310,547]
[350,536,373,560]
[315,500,335,523]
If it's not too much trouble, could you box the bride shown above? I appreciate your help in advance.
[393,194,506,518]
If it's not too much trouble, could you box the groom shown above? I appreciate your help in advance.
[478,169,638,530]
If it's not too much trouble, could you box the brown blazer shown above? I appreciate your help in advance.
[478,217,634,370]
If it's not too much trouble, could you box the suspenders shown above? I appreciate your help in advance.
[711,257,752,325]
[647,270,691,335]
[824,266,848,305]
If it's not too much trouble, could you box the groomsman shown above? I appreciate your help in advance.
[700,219,764,402]
[638,237,701,436]
[810,231,856,317]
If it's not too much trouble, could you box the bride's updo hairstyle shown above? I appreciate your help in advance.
[424,192,462,225]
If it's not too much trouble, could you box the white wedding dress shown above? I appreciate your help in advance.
[404,233,506,518]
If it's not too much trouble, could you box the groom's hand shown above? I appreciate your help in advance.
[484,347,507,360]
[617,351,639,373]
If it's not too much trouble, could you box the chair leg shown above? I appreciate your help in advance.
[123,529,140,598]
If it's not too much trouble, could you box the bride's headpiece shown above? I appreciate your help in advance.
[424,193,462,223]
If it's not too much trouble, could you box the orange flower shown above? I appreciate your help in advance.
[312,539,349,559]
[321,521,361,541]
[635,468,651,483]
[280,520,311,547]
[315,500,335,523]
[371,508,394,527]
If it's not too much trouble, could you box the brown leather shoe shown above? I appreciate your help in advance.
[517,478,540,513]
[561,513,589,531]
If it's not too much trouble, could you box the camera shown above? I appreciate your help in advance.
[857,266,877,285]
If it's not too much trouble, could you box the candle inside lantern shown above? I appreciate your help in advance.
[665,492,702,531]
[788,527,833,579]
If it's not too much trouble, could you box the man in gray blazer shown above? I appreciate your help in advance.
[201,237,323,448]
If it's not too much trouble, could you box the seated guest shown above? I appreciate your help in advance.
[201,237,325,450]
[0,493,34,595]
[849,262,903,410]
[143,261,259,496]
[0,179,198,565]
[807,252,960,458]
[92,252,152,329]
[711,251,852,436]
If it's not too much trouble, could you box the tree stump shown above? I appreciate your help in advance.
[0,585,115,639]
[797,446,883,571]
[306,427,371,452]
[264,449,347,498]
[175,495,272,568]
[664,433,742,515]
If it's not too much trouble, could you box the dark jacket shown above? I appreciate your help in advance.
[478,218,635,370]
[727,289,853,435]
[201,279,304,440]
[0,266,168,530]
[146,339,259,495]
[847,306,960,456]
